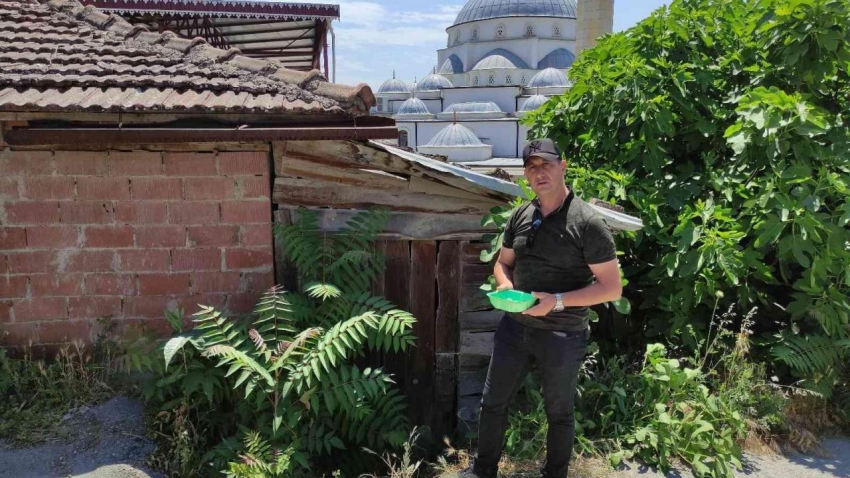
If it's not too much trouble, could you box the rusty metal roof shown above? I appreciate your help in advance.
[0,0,374,117]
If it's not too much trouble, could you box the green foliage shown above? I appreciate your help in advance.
[521,0,850,394]
[133,209,416,477]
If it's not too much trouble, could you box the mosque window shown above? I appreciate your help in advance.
[472,27,479,40]
[488,74,495,85]
[454,31,461,45]
[496,24,506,38]
[520,75,527,85]
[398,130,409,148]
[525,25,534,37]
[553,25,562,37]
[505,74,513,85]
[474,75,480,86]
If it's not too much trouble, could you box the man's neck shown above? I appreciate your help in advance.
[537,185,570,216]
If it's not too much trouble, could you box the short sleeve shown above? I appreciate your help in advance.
[502,208,519,249]
[582,214,617,264]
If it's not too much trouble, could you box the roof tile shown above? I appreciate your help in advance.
[0,0,375,117]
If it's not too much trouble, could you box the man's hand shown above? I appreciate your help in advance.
[524,292,555,317]
[496,282,514,291]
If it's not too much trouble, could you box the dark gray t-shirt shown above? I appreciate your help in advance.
[502,191,617,331]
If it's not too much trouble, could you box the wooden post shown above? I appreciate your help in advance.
[434,241,461,446]
[382,241,411,395]
[408,241,437,435]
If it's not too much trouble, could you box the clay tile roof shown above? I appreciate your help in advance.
[0,0,376,117]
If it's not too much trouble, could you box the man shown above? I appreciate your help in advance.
[450,138,623,478]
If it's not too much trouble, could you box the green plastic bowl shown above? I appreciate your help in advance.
[487,290,537,313]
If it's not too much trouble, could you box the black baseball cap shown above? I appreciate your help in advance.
[522,138,562,166]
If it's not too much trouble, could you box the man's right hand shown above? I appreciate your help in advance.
[496,282,514,291]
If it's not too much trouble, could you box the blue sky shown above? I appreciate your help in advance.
[308,0,670,89]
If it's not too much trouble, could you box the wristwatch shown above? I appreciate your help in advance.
[553,293,565,312]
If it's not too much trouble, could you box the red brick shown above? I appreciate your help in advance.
[76,177,130,200]
[68,297,122,319]
[0,151,55,176]
[84,226,134,248]
[221,201,270,223]
[22,177,75,200]
[184,177,234,200]
[0,178,19,200]
[13,297,68,322]
[84,274,137,296]
[135,226,186,248]
[117,318,174,338]
[138,273,190,296]
[55,151,108,175]
[240,223,272,247]
[64,250,115,273]
[114,202,167,224]
[26,226,79,248]
[109,151,162,176]
[7,251,57,273]
[131,178,182,200]
[117,250,170,272]
[187,225,238,247]
[60,201,113,224]
[235,176,270,199]
[192,271,241,294]
[168,202,219,225]
[242,272,274,292]
[38,320,91,344]
[0,228,27,249]
[0,276,28,299]
[164,153,217,176]
[229,291,261,314]
[225,248,273,271]
[0,323,38,345]
[30,274,83,297]
[123,296,172,318]
[172,249,221,271]
[0,301,14,324]
[218,152,267,176]
[5,201,60,224]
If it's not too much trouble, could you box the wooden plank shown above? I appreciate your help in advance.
[434,353,458,443]
[463,264,493,285]
[460,284,490,312]
[279,208,496,241]
[460,310,503,332]
[273,177,499,215]
[382,241,411,396]
[460,331,495,357]
[407,241,438,430]
[459,353,492,372]
[276,156,410,191]
[457,395,482,432]
[459,369,488,397]
[463,242,491,264]
[409,176,499,202]
[272,209,299,291]
[434,241,461,444]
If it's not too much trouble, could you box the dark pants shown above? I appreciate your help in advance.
[473,315,588,478]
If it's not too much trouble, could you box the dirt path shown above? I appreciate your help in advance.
[0,396,161,478]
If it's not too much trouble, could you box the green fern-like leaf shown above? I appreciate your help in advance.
[305,282,342,301]
[772,333,850,376]
[204,344,275,388]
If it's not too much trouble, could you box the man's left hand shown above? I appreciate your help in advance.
[525,292,555,317]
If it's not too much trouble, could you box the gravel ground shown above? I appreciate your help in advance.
[0,396,162,478]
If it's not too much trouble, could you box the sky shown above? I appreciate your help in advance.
[307,0,671,89]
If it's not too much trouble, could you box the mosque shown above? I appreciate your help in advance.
[374,0,614,175]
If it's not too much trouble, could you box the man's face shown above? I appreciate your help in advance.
[524,156,566,195]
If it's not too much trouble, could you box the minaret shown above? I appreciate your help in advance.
[575,0,614,55]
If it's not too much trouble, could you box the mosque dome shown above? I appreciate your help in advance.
[397,98,431,115]
[438,55,464,75]
[453,0,577,26]
[527,67,570,88]
[416,74,454,91]
[472,49,530,70]
[537,48,576,69]
[443,102,503,114]
[520,94,550,112]
[426,124,484,147]
[377,74,412,94]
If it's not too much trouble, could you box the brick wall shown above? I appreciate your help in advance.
[0,148,275,350]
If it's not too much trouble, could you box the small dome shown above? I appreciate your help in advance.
[378,77,412,94]
[397,97,431,115]
[438,55,464,75]
[527,68,570,88]
[443,102,503,114]
[416,74,454,91]
[520,94,550,112]
[426,124,484,147]
[472,49,529,70]
[453,0,577,26]
[537,48,576,69]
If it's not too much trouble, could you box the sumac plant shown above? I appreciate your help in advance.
[521,0,850,396]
